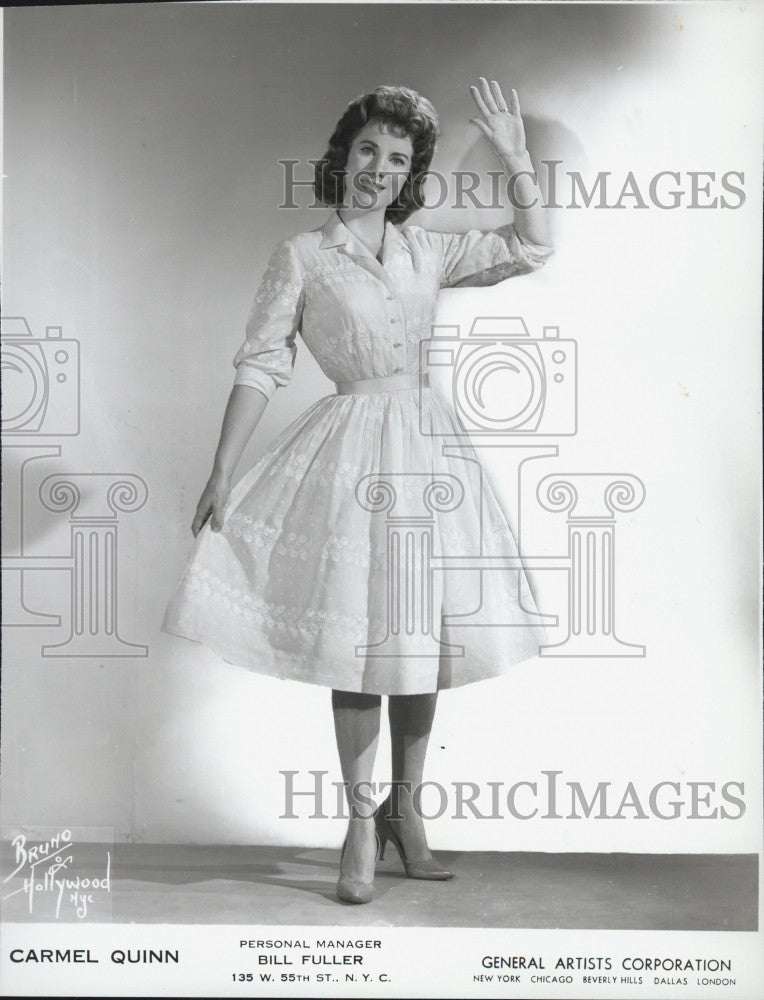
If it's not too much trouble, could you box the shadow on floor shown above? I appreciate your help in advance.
[0,843,757,930]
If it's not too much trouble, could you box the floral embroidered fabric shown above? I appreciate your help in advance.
[161,211,553,694]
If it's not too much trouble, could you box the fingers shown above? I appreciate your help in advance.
[510,88,520,116]
[192,480,231,535]
[470,81,493,119]
[489,79,508,113]
[471,78,518,117]
[192,497,212,536]
[478,77,500,114]
[211,504,224,532]
[192,507,223,535]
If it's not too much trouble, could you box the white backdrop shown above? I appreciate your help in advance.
[1,1,761,853]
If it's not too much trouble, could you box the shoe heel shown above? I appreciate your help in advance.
[373,804,455,881]
[376,831,386,862]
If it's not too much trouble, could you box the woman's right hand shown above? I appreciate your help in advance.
[191,384,269,537]
[192,471,232,536]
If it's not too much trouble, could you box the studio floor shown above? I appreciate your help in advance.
[1,844,757,930]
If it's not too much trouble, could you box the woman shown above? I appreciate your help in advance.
[162,79,552,904]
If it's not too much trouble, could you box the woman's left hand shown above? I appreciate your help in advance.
[469,78,527,160]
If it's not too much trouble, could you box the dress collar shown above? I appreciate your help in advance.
[318,210,410,262]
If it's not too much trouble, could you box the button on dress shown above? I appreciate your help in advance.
[161,211,553,694]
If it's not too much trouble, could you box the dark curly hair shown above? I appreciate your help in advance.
[314,85,440,225]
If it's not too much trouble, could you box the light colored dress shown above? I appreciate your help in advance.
[161,210,553,694]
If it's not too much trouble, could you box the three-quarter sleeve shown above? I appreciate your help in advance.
[428,223,553,289]
[232,239,304,400]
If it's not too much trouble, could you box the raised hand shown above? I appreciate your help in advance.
[469,78,527,161]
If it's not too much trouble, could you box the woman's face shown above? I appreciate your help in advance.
[342,119,414,212]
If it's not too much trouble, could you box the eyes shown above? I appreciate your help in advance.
[357,143,409,168]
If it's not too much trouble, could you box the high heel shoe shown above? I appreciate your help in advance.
[374,805,454,880]
[336,833,381,904]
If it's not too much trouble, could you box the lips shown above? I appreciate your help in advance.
[358,176,385,192]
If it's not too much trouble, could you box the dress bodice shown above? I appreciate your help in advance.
[231,210,552,398]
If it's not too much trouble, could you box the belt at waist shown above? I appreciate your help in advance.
[335,373,430,395]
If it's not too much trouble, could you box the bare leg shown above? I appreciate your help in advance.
[331,688,381,883]
[385,692,438,861]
